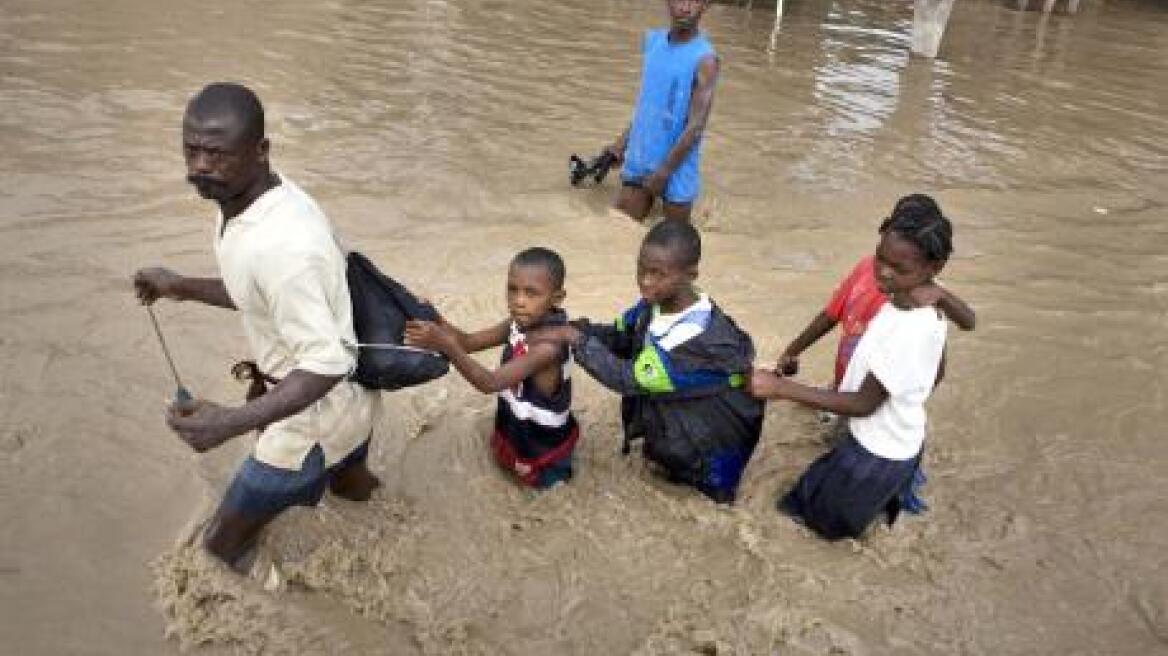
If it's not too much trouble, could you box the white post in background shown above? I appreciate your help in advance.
[768,0,786,53]
[1013,0,1084,13]
[911,0,958,58]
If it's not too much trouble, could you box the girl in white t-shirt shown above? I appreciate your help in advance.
[748,198,954,540]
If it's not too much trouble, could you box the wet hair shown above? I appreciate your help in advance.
[643,219,701,268]
[187,82,265,145]
[878,194,953,262]
[512,247,566,290]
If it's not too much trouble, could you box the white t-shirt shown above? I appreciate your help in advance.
[839,302,947,461]
[214,175,379,470]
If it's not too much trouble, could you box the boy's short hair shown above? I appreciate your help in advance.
[643,219,701,268]
[879,194,953,262]
[512,247,566,290]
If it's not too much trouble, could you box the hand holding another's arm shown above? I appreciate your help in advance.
[777,311,838,375]
[404,319,459,354]
[570,331,643,396]
[527,325,581,347]
[746,368,887,418]
[908,282,975,331]
[934,285,976,331]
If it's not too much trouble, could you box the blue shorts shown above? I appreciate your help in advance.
[223,439,370,517]
[621,177,697,206]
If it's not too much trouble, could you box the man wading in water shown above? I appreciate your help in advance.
[133,83,380,572]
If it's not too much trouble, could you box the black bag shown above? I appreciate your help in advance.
[346,251,449,390]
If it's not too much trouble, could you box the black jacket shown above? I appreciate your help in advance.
[572,298,764,490]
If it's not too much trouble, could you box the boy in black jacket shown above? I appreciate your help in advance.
[535,220,763,503]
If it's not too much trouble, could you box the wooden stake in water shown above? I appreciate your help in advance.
[145,304,194,406]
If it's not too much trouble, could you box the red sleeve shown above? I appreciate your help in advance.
[824,256,873,321]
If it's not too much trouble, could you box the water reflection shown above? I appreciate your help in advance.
[735,0,1168,197]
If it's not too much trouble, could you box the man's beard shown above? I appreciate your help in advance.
[187,174,229,200]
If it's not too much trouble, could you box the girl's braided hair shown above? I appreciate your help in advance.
[878,194,953,262]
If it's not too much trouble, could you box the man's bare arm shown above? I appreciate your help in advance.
[134,267,236,310]
[175,277,236,309]
[166,369,340,452]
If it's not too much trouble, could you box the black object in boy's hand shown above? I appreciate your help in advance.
[569,150,618,187]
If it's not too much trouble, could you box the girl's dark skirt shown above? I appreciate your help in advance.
[778,430,919,540]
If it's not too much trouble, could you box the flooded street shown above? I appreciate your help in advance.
[1,0,1166,653]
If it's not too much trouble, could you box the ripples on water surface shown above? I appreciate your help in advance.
[1,1,1166,654]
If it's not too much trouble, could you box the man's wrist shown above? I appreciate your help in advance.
[223,406,255,436]
[171,276,191,302]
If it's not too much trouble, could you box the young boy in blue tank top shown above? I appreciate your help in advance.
[606,0,719,222]
[404,248,578,489]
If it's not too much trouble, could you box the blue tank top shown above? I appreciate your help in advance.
[622,29,716,204]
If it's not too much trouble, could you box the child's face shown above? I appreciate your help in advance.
[506,263,564,329]
[667,0,708,30]
[637,243,696,307]
[873,232,943,297]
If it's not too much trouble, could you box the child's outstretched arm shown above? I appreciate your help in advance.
[746,369,888,418]
[529,324,641,396]
[911,283,976,331]
[778,311,838,374]
[404,320,560,394]
[574,317,639,358]
[574,331,642,395]
[420,306,510,354]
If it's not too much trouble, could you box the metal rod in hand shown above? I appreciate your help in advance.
[146,304,193,404]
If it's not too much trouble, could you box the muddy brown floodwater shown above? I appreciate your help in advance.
[1,0,1166,654]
